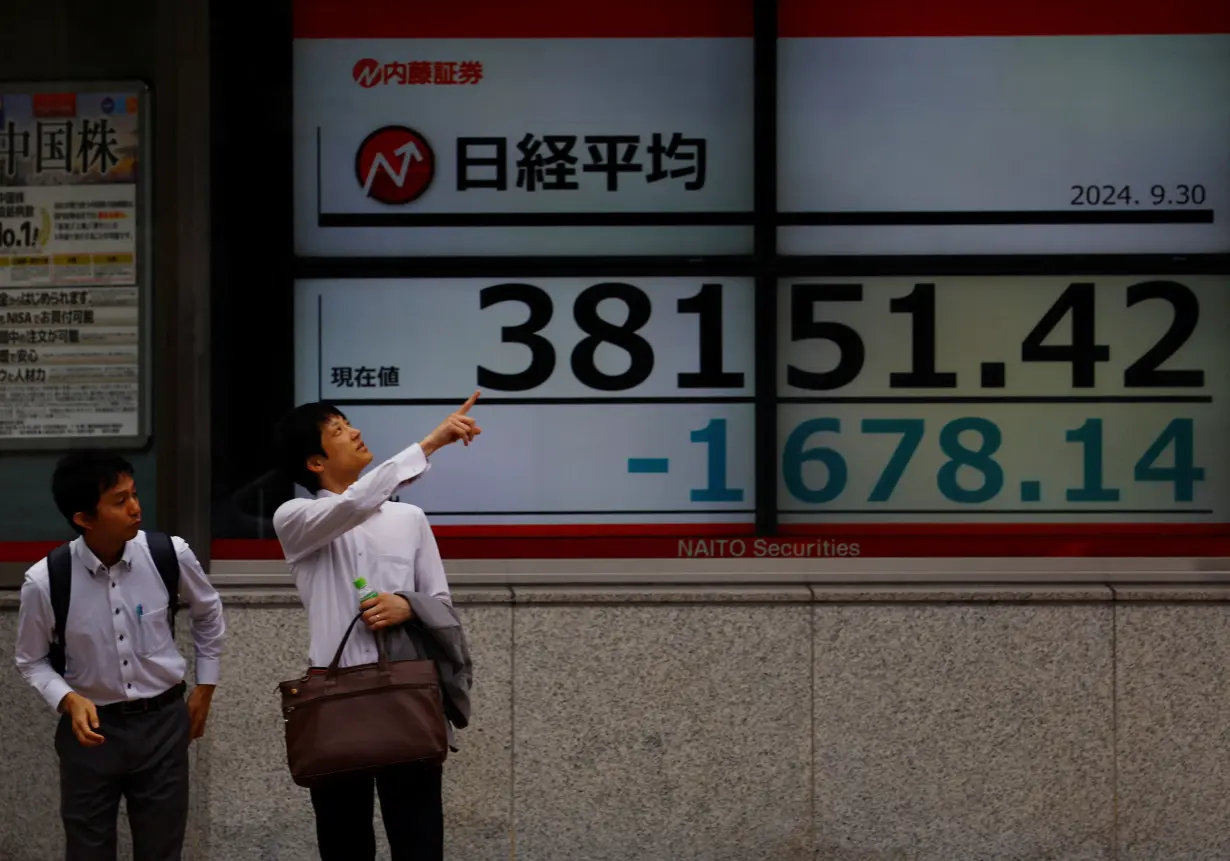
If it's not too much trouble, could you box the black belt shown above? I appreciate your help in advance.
[99,681,187,716]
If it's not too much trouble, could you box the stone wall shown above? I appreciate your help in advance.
[1,584,1227,860]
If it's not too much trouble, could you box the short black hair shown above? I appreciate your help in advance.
[51,449,136,535]
[273,401,347,494]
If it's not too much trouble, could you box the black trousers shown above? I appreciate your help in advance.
[309,762,444,861]
[55,696,190,861]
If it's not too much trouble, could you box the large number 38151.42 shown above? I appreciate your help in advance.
[477,282,743,391]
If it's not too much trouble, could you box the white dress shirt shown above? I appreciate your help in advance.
[14,530,226,711]
[273,442,452,669]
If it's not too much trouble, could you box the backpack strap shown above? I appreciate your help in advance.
[47,543,73,677]
[145,531,181,640]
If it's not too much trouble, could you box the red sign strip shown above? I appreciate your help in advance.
[205,522,1227,560]
[294,0,754,39]
[3,523,1224,565]
[779,0,1230,38]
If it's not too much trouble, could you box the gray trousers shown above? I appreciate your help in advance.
[55,695,190,861]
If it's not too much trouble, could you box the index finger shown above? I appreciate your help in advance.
[456,390,480,415]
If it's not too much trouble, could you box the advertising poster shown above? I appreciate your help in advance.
[0,84,148,447]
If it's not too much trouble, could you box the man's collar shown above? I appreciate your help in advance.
[73,534,137,576]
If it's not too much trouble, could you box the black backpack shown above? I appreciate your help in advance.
[47,531,180,676]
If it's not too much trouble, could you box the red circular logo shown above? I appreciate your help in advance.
[352,58,381,87]
[354,126,435,205]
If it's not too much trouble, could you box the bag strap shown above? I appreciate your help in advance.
[325,612,391,678]
[145,531,180,640]
[47,543,73,677]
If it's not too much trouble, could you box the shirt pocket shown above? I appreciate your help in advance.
[376,553,416,591]
[137,604,173,656]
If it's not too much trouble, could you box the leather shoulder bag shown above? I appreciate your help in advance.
[278,611,449,788]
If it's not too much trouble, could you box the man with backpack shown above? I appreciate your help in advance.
[13,449,226,861]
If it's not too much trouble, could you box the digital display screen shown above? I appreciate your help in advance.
[777,275,1230,533]
[778,0,1230,255]
[295,277,755,526]
[278,1,1230,560]
[293,0,754,257]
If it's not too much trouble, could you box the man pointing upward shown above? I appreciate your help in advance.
[271,392,480,861]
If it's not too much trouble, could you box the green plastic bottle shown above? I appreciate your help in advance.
[353,577,379,604]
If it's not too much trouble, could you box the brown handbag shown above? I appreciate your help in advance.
[278,611,449,788]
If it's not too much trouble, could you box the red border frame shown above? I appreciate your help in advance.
[213,524,1230,559]
[294,0,754,39]
[2,523,1226,564]
[779,0,1230,38]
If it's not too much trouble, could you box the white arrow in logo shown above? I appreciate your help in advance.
[363,140,425,194]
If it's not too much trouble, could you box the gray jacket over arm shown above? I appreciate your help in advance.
[387,590,473,749]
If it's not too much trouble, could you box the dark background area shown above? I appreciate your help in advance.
[209,0,295,538]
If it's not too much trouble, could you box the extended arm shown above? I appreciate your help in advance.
[273,443,430,564]
[273,392,482,564]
